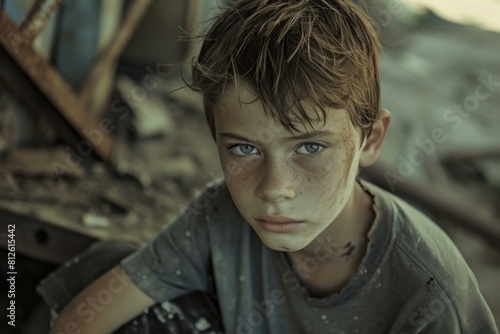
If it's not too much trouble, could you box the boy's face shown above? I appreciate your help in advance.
[213,84,366,252]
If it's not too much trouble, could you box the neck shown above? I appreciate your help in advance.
[285,181,375,295]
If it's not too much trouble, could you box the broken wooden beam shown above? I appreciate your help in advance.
[0,147,86,179]
[0,10,115,162]
[0,207,99,264]
[19,0,63,41]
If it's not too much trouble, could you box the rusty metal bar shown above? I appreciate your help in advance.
[100,0,153,64]
[19,0,63,41]
[79,0,153,113]
[0,10,114,162]
[0,46,90,163]
[362,163,500,249]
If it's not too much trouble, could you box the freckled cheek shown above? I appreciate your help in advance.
[300,155,344,184]
[299,158,346,210]
[221,157,260,214]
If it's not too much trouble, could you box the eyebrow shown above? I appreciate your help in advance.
[286,130,335,141]
[219,130,336,143]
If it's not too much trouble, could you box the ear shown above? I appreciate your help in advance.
[359,109,391,167]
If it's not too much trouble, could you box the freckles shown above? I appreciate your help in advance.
[228,173,252,216]
[318,165,346,212]
[231,170,251,194]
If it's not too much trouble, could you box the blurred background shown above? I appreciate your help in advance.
[0,0,499,333]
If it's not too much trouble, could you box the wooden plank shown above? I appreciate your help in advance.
[0,46,86,160]
[444,146,500,162]
[0,208,98,264]
[94,0,153,65]
[0,147,86,178]
[0,11,114,161]
[0,199,145,249]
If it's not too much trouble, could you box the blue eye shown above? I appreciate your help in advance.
[230,144,260,155]
[297,143,324,154]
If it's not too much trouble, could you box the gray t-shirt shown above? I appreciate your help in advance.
[121,179,498,333]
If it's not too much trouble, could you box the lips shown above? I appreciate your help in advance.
[257,215,301,223]
[255,215,304,233]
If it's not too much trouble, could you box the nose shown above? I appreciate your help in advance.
[256,157,296,203]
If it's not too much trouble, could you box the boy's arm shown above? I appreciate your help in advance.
[50,264,156,334]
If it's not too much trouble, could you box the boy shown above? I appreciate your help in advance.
[47,0,498,333]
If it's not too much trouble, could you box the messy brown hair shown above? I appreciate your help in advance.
[190,0,381,139]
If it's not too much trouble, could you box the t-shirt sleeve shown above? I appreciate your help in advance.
[120,192,212,302]
[392,243,498,334]
[388,264,498,334]
[423,273,498,334]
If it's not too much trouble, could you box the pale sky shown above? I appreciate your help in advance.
[403,0,500,33]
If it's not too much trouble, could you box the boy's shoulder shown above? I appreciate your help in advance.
[362,180,483,312]
[361,179,470,277]
[361,180,498,332]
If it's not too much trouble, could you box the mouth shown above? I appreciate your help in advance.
[254,216,304,233]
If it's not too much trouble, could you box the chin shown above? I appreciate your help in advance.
[258,234,310,253]
[264,243,295,252]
